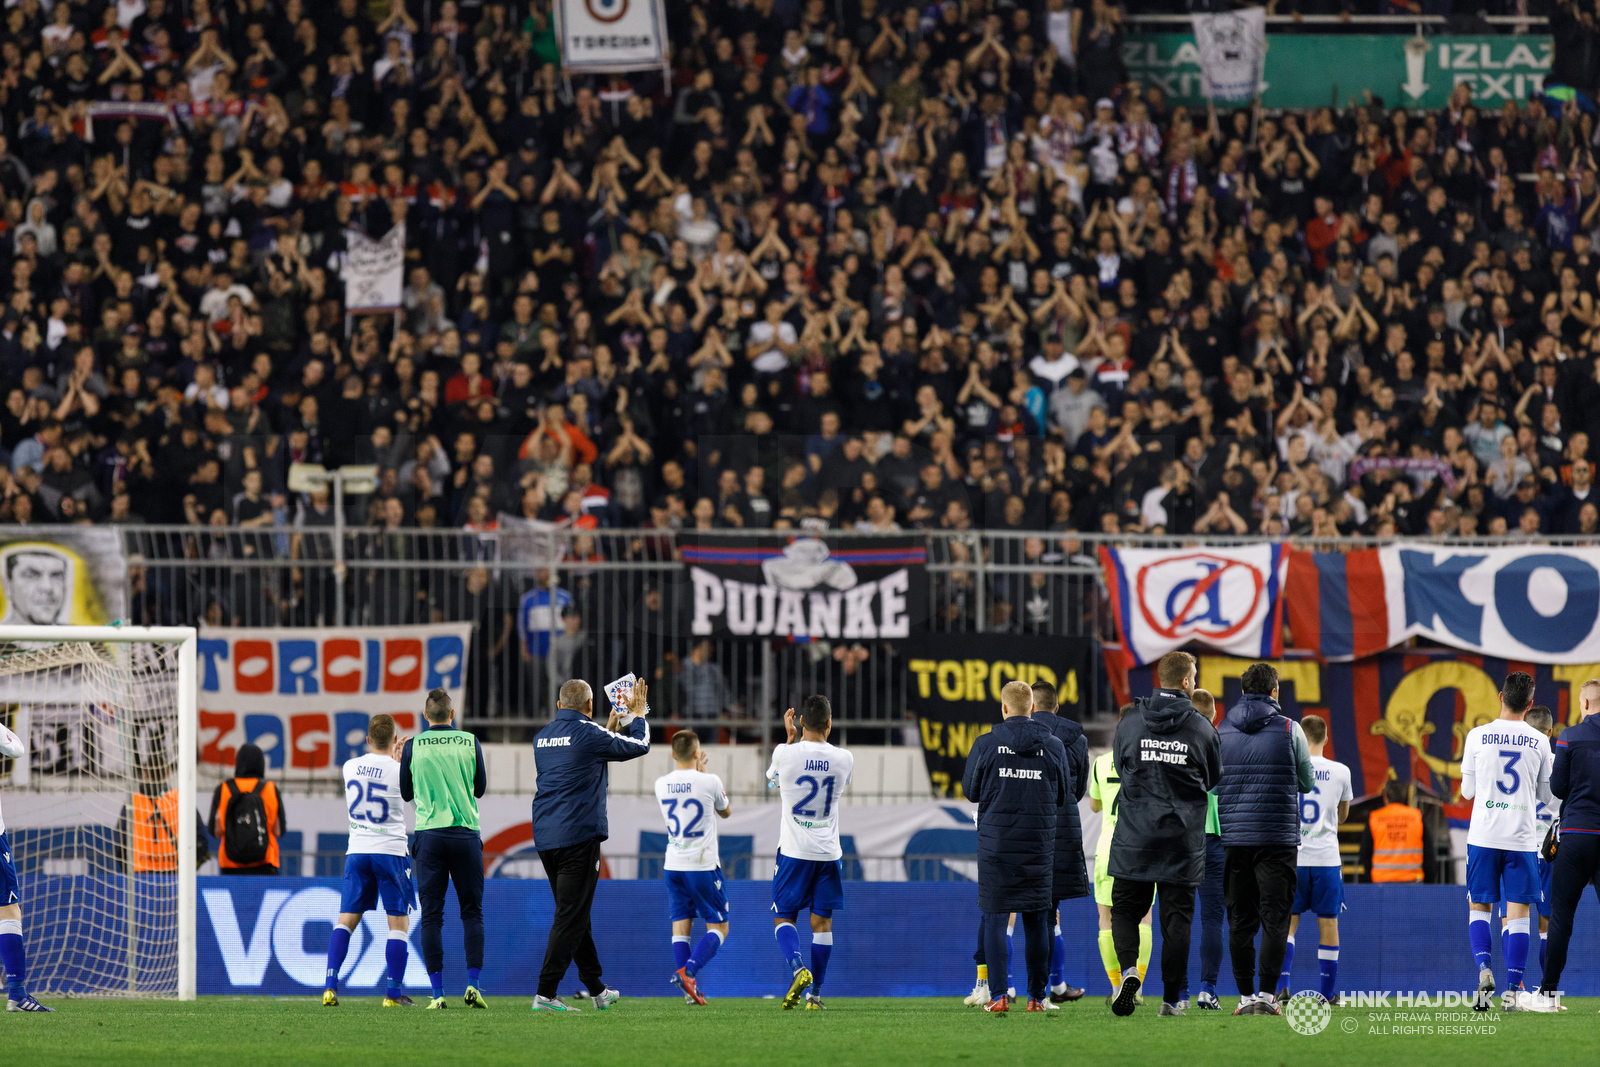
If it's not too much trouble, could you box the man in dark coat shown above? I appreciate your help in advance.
[1108,651,1222,1017]
[1214,662,1314,1015]
[1031,680,1089,1003]
[963,680,1069,1013]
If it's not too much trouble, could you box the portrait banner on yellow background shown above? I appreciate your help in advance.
[0,530,125,626]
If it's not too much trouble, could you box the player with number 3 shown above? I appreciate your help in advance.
[766,696,854,1011]
[1459,671,1556,1012]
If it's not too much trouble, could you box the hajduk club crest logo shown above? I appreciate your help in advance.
[1134,552,1266,643]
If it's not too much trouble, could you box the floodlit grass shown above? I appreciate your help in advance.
[10,993,1596,1066]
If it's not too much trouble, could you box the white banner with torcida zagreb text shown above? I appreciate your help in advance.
[554,0,668,72]
[196,625,472,779]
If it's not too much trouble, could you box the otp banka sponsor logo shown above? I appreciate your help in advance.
[1135,552,1266,642]
[202,887,427,990]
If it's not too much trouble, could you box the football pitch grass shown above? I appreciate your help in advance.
[9,994,1598,1067]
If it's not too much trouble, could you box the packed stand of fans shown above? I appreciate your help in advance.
[0,0,1597,556]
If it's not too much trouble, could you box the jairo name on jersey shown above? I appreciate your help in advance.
[997,767,1043,779]
[1140,738,1190,764]
[805,760,830,771]
[536,736,572,748]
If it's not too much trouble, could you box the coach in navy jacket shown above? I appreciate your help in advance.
[1031,682,1090,904]
[1539,681,1600,996]
[1214,663,1314,1008]
[963,680,1068,1007]
[1107,651,1220,1013]
[530,677,650,1005]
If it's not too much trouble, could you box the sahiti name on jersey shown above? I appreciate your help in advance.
[196,625,472,776]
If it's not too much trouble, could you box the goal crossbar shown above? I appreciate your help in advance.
[0,625,197,1001]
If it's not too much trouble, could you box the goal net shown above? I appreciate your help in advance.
[0,626,197,999]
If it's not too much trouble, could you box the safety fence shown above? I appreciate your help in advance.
[114,525,1111,740]
[103,525,1600,744]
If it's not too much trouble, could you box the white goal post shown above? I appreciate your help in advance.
[0,625,197,1001]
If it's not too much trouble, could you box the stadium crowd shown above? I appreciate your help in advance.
[0,0,1596,546]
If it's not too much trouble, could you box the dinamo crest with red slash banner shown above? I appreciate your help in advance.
[1100,544,1287,666]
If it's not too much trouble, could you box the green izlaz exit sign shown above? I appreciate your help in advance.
[1123,34,1552,110]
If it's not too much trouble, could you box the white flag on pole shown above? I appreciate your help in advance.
[1190,9,1267,103]
[343,224,405,311]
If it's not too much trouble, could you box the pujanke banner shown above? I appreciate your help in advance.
[682,535,926,641]
[905,632,1093,798]
[1125,34,1552,111]
[1127,649,1596,828]
[196,625,471,778]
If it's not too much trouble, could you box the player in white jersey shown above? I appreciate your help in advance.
[323,715,419,1008]
[1276,715,1352,1005]
[1458,672,1555,1012]
[766,695,854,1011]
[0,719,52,1011]
[654,729,732,1006]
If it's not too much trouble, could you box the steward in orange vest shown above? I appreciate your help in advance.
[115,758,210,872]
[209,743,288,874]
[1359,780,1435,883]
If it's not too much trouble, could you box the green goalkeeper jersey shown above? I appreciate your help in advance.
[1089,751,1120,861]
[400,724,486,833]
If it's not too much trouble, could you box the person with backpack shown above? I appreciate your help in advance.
[209,743,288,875]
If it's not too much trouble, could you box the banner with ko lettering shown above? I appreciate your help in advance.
[1287,545,1600,664]
[905,632,1094,798]
[1127,649,1595,828]
[196,625,471,778]
[684,536,926,641]
[1100,544,1287,667]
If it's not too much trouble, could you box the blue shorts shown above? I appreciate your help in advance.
[0,833,18,906]
[770,852,844,919]
[1466,845,1540,905]
[1292,865,1345,918]
[340,853,414,916]
[1537,856,1552,919]
[666,868,728,923]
